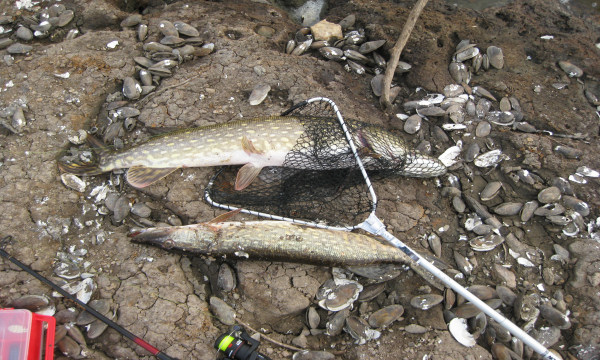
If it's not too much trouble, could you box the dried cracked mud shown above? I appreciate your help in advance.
[1,0,599,359]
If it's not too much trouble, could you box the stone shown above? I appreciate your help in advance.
[310,20,342,42]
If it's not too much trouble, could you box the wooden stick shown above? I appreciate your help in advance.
[380,0,430,111]
[236,319,304,352]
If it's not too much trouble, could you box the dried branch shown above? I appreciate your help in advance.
[380,0,430,112]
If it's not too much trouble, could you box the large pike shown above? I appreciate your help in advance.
[130,220,413,267]
[58,116,446,190]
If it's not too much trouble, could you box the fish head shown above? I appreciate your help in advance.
[129,224,217,252]
[355,127,407,166]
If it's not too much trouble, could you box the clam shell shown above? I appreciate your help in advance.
[410,294,444,310]
[173,21,199,37]
[449,61,470,84]
[455,46,479,62]
[558,60,583,77]
[470,234,504,251]
[158,20,178,37]
[317,279,363,311]
[325,308,349,336]
[474,149,506,167]
[486,46,504,69]
[562,196,590,216]
[520,200,539,222]
[359,39,385,54]
[537,186,561,204]
[344,316,380,345]
[319,46,344,61]
[248,84,271,105]
[480,181,502,201]
[447,318,476,347]
[493,202,523,216]
[367,304,404,328]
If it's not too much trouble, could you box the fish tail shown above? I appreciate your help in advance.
[57,135,112,175]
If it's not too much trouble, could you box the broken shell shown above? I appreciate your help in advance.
[447,318,476,347]
[410,294,444,310]
[368,304,404,328]
[317,279,363,311]
[474,149,506,168]
[344,316,380,345]
[469,233,504,251]
[61,173,86,193]
[453,251,473,276]
[248,84,271,105]
[480,181,502,201]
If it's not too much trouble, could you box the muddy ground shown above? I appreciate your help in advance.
[0,0,599,359]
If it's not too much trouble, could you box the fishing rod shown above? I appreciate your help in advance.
[0,237,178,360]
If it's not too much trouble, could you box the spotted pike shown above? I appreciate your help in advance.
[58,116,446,190]
[130,220,412,267]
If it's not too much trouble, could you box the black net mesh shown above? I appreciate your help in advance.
[205,99,442,227]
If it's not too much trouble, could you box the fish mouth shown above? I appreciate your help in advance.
[129,228,176,249]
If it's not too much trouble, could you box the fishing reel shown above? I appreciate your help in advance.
[214,325,272,360]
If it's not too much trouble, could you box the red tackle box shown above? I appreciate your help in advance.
[0,308,56,360]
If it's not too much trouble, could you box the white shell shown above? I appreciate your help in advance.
[474,149,507,167]
[448,318,476,347]
[438,146,462,167]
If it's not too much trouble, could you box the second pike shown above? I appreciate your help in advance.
[58,116,446,190]
[130,220,414,267]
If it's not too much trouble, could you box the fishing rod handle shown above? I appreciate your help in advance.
[377,230,560,360]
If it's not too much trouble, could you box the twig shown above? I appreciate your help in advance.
[380,0,430,112]
[236,319,304,352]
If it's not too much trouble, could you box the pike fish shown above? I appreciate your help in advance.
[58,116,446,190]
[130,220,413,267]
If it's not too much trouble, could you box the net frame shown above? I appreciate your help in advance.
[204,97,559,360]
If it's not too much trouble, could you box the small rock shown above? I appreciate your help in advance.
[16,26,34,41]
[404,324,427,334]
[112,195,131,223]
[293,350,335,360]
[131,202,152,218]
[404,114,421,134]
[217,263,236,292]
[7,43,33,54]
[310,19,342,42]
[210,297,236,325]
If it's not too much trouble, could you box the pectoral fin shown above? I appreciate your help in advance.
[241,136,264,155]
[127,166,178,188]
[235,163,262,190]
